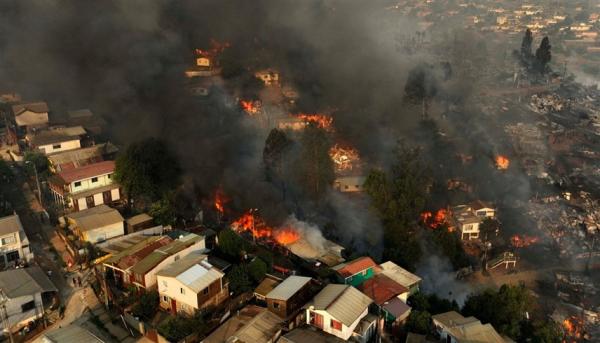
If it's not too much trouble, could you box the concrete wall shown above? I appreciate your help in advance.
[39,139,80,155]
[69,173,114,194]
[82,221,124,243]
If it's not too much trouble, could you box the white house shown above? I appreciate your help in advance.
[470,200,496,219]
[0,214,34,268]
[432,311,508,343]
[12,102,49,131]
[255,69,280,86]
[333,176,366,193]
[25,126,86,155]
[0,267,57,333]
[157,251,228,315]
[48,160,120,211]
[305,284,373,341]
[65,205,124,243]
[378,261,421,295]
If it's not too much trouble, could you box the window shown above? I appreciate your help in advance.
[74,181,82,187]
[52,144,61,150]
[180,288,185,295]
[107,173,112,179]
[6,251,19,262]
[273,302,280,309]
[202,287,209,295]
[1,236,15,245]
[91,177,98,183]
[162,296,168,302]
[21,300,35,312]
[331,319,342,331]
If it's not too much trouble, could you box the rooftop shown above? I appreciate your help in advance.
[280,327,346,343]
[56,160,115,184]
[226,308,282,343]
[254,275,282,298]
[381,297,411,319]
[27,126,86,146]
[359,274,408,305]
[305,284,372,327]
[158,251,223,293]
[129,233,204,275]
[12,101,48,115]
[432,311,507,343]
[379,261,422,288]
[47,143,118,171]
[266,275,311,301]
[332,256,377,278]
[67,205,123,232]
[202,306,271,343]
[126,213,153,227]
[0,266,56,298]
[37,323,105,343]
[0,214,23,236]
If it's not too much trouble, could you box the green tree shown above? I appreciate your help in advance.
[408,292,459,314]
[431,228,470,269]
[157,313,206,342]
[132,291,159,321]
[535,37,552,73]
[520,28,533,59]
[295,124,334,200]
[114,138,182,207]
[24,152,49,177]
[405,311,431,334]
[228,265,252,294]
[148,195,176,226]
[217,229,247,260]
[462,284,532,339]
[247,258,267,283]
[525,320,564,343]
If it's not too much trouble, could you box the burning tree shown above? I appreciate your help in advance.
[511,234,539,248]
[420,209,450,229]
[329,144,360,173]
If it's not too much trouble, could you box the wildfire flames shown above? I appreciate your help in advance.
[563,316,584,341]
[495,155,510,170]
[214,189,226,214]
[195,38,231,58]
[231,211,300,245]
[330,145,360,172]
[421,209,450,229]
[240,100,261,115]
[293,113,334,130]
[511,234,539,248]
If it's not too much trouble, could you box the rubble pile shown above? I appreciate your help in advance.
[529,93,565,114]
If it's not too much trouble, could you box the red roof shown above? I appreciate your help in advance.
[359,274,409,305]
[58,160,115,183]
[117,237,173,270]
[334,256,377,278]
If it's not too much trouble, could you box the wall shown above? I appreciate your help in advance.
[143,241,206,289]
[344,267,374,287]
[39,139,80,155]
[5,293,43,331]
[307,308,367,341]
[0,230,31,264]
[157,276,199,310]
[68,173,114,194]
[267,298,287,319]
[82,221,124,243]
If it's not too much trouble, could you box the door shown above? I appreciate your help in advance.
[170,299,177,315]
[313,312,323,328]
[86,195,95,209]
[102,190,112,204]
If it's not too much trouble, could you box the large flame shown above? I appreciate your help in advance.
[421,209,450,229]
[329,144,360,172]
[563,316,583,340]
[231,211,300,245]
[240,100,261,115]
[214,189,227,214]
[273,228,301,245]
[495,155,510,170]
[511,234,539,248]
[293,113,334,130]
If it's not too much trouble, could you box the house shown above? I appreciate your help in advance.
[332,257,377,287]
[157,251,228,315]
[48,160,120,211]
[359,274,411,327]
[47,142,118,173]
[333,176,366,193]
[266,276,313,328]
[125,213,154,234]
[280,327,347,343]
[305,284,374,341]
[254,274,282,303]
[25,126,86,155]
[451,202,497,240]
[0,214,33,268]
[34,323,106,343]
[65,205,124,243]
[203,305,283,343]
[255,69,280,86]
[66,109,107,136]
[0,267,57,332]
[469,200,496,218]
[378,261,421,295]
[12,102,49,131]
[128,233,206,289]
[431,311,509,343]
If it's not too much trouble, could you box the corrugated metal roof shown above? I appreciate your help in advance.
[12,101,48,115]
[379,261,421,288]
[47,143,116,170]
[27,126,86,146]
[254,276,281,298]
[227,309,282,343]
[158,251,223,293]
[332,257,376,278]
[0,214,23,236]
[266,276,311,301]
[432,311,506,343]
[39,324,105,343]
[57,160,114,183]
[126,213,152,226]
[306,284,372,327]
[359,274,408,305]
[67,205,123,232]
[0,266,57,298]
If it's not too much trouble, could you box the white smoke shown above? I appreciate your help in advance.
[416,254,474,306]
[282,215,327,254]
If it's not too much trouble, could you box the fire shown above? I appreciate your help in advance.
[329,145,360,172]
[293,113,334,130]
[511,234,539,248]
[495,155,510,170]
[273,228,300,245]
[421,209,450,229]
[195,38,231,58]
[214,189,227,214]
[563,316,583,340]
[240,100,261,115]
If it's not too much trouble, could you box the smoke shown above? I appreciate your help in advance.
[416,254,473,306]
[282,215,327,254]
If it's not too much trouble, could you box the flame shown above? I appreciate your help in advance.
[214,189,227,214]
[511,234,539,248]
[563,316,583,340]
[293,113,334,130]
[495,155,510,170]
[273,228,300,245]
[240,100,261,115]
[195,38,231,58]
[329,144,360,172]
[421,209,450,229]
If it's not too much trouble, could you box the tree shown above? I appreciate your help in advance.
[217,229,247,260]
[479,218,500,242]
[157,313,206,342]
[535,37,552,73]
[431,228,470,269]
[405,311,431,334]
[524,320,564,343]
[408,292,459,314]
[520,29,533,59]
[23,152,49,177]
[247,258,267,283]
[132,291,159,321]
[148,195,176,226]
[404,64,438,118]
[462,284,532,339]
[263,128,292,181]
[114,138,182,207]
[295,124,334,200]
[228,265,252,294]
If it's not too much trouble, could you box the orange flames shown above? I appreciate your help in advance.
[214,189,227,214]
[511,234,539,248]
[495,155,510,170]
[330,144,360,172]
[563,316,583,341]
[195,39,231,58]
[293,113,334,130]
[421,209,450,229]
[231,211,300,245]
[240,100,261,115]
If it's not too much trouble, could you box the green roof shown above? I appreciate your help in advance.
[129,234,204,275]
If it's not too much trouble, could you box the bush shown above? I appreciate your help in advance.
[132,291,159,321]
[158,314,206,342]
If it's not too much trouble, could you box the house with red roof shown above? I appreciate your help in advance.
[332,256,377,287]
[48,160,121,211]
[359,274,411,328]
